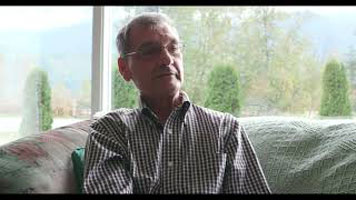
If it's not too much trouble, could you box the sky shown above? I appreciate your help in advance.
[0,6,355,30]
[0,6,93,31]
[274,6,356,16]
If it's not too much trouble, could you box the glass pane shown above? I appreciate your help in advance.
[110,6,356,119]
[0,6,93,145]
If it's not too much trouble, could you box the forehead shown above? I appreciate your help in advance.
[129,23,180,48]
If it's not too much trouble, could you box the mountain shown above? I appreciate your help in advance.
[1,10,356,101]
[299,10,356,61]
[37,22,92,92]
[0,22,92,99]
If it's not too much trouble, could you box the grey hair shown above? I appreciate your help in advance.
[116,12,176,58]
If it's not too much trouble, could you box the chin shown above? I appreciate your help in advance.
[158,85,181,96]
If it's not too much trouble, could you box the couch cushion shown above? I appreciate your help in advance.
[3,117,356,194]
[71,147,85,193]
[240,117,356,194]
[0,120,91,193]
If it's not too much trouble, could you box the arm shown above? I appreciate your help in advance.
[222,117,271,194]
[83,116,133,194]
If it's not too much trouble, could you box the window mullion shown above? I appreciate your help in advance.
[91,6,112,119]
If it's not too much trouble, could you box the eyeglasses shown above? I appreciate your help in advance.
[123,42,184,60]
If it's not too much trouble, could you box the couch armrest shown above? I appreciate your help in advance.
[0,120,91,193]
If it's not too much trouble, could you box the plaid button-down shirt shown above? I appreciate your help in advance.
[83,92,271,194]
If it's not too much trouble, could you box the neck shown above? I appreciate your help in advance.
[142,91,182,123]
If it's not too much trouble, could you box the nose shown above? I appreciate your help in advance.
[159,47,174,66]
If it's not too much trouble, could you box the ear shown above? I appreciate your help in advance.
[118,57,132,82]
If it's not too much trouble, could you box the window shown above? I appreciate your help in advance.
[1,6,355,146]
[0,6,92,145]
[109,6,356,119]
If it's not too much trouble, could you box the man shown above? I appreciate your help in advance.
[83,12,271,194]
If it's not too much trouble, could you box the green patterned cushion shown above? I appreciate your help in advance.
[71,148,85,193]
[0,120,91,193]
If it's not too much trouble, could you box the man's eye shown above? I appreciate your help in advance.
[170,45,179,51]
[140,46,160,56]
[169,44,181,53]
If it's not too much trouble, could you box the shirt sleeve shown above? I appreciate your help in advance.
[83,116,133,194]
[222,116,271,194]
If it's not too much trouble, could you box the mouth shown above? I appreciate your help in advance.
[155,73,176,79]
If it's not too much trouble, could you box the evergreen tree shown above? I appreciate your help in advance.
[320,59,352,117]
[345,45,356,89]
[344,45,356,112]
[39,69,52,130]
[204,65,241,116]
[19,67,53,136]
[112,66,138,109]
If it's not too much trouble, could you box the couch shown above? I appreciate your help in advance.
[0,117,355,194]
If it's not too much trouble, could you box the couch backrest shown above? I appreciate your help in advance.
[240,117,356,194]
[0,120,91,193]
[1,117,356,194]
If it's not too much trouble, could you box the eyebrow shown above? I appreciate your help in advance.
[138,41,158,49]
[138,39,179,49]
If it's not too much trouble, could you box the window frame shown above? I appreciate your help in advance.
[91,6,112,118]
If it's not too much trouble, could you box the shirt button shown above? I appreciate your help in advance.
[168,161,174,167]
[167,128,172,134]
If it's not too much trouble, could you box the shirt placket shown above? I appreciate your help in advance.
[160,110,180,193]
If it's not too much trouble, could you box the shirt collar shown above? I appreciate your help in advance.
[179,91,191,119]
[139,90,190,110]
[139,90,191,121]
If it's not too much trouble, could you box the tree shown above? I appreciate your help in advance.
[112,65,138,109]
[344,45,356,112]
[160,7,237,106]
[204,65,241,116]
[19,67,53,136]
[229,7,322,116]
[345,45,356,89]
[320,59,352,117]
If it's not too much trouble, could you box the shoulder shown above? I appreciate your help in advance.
[190,104,224,117]
[189,104,240,127]
[190,104,237,120]
[90,108,140,130]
